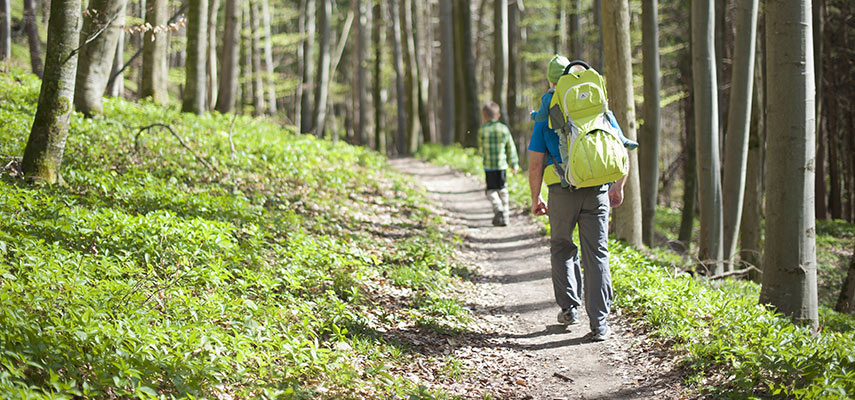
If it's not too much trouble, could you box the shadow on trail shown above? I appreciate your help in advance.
[430,188,484,195]
[477,269,552,284]
[466,299,554,315]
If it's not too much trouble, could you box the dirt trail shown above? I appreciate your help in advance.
[391,158,687,400]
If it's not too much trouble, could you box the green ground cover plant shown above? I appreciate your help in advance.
[417,143,855,399]
[0,71,470,399]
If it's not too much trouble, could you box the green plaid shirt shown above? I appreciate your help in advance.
[478,121,519,171]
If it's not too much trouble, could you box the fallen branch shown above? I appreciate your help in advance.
[705,266,762,280]
[133,123,217,172]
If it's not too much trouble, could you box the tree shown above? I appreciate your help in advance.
[568,0,582,58]
[692,0,724,274]
[215,0,240,113]
[0,0,9,62]
[507,0,521,140]
[603,0,643,247]
[493,0,508,122]
[74,0,128,116]
[249,0,265,116]
[401,0,420,152]
[141,0,168,104]
[413,0,434,144]
[182,0,208,114]
[105,21,124,97]
[459,0,480,148]
[835,242,855,313]
[354,0,367,146]
[740,35,765,281]
[389,0,406,155]
[206,0,220,109]
[439,0,455,146]
[640,0,661,247]
[300,0,316,133]
[759,0,818,327]
[813,0,826,220]
[260,0,276,114]
[22,0,83,183]
[721,0,759,263]
[313,0,331,136]
[24,0,44,77]
[372,1,386,153]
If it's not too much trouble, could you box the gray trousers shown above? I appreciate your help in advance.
[486,188,510,215]
[547,184,614,332]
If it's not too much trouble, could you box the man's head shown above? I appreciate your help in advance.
[482,101,501,122]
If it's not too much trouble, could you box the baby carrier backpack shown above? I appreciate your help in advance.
[547,60,629,188]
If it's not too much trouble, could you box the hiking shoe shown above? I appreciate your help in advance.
[590,326,612,342]
[557,308,580,325]
[491,212,503,226]
[499,212,509,227]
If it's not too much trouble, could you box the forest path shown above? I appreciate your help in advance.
[391,158,687,400]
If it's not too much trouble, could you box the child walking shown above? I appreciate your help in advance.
[478,101,519,227]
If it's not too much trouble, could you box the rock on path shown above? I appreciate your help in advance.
[391,158,688,400]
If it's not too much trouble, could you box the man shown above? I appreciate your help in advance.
[528,106,627,342]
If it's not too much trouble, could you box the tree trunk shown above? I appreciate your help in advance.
[313,0,331,136]
[813,0,826,220]
[834,242,855,313]
[759,0,818,328]
[75,0,128,116]
[593,0,603,71]
[640,0,661,247]
[215,0,239,113]
[354,0,367,146]
[402,0,420,153]
[412,0,434,145]
[182,0,208,114]
[22,0,82,184]
[249,0,265,116]
[679,88,697,248]
[260,0,276,114]
[721,0,759,263]
[460,0,480,148]
[493,0,508,124]
[206,0,219,110]
[24,0,44,77]
[507,0,520,139]
[389,0,407,155]
[569,0,582,58]
[295,0,305,131]
[692,0,724,274]
[440,0,455,146]
[141,0,168,104]
[740,31,765,282]
[0,0,9,62]
[372,1,386,154]
[300,0,316,132]
[603,0,643,247]
[105,23,124,97]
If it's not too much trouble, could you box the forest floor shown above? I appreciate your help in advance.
[390,158,693,400]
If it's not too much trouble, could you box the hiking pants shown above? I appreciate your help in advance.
[486,188,510,215]
[547,184,613,333]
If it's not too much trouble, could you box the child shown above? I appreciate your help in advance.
[478,101,519,227]
[531,55,638,150]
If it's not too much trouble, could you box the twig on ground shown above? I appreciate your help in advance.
[705,266,762,280]
[132,123,217,172]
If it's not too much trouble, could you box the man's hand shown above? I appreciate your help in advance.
[532,196,548,216]
[608,184,624,208]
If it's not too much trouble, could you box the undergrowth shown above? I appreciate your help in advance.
[416,142,855,399]
[0,71,470,399]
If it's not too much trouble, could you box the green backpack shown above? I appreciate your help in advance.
[547,61,628,188]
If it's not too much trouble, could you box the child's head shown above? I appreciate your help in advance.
[481,101,501,122]
[547,55,571,85]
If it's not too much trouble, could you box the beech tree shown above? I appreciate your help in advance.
[74,0,128,116]
[22,0,83,184]
[759,0,818,327]
[372,0,386,153]
[493,0,508,121]
[603,0,643,247]
[640,0,661,247]
[439,0,455,145]
[24,0,43,77]
[0,0,8,62]
[182,0,208,114]
[390,0,406,155]
[313,0,332,136]
[141,0,168,104]
[692,0,724,274]
[215,0,239,114]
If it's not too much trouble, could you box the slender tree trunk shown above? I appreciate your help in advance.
[460,0,480,148]
[300,0,316,132]
[260,0,276,114]
[24,0,44,77]
[692,0,724,274]
[640,0,661,247]
[402,0,420,153]
[569,0,581,58]
[493,0,509,123]
[354,0,366,146]
[759,0,818,328]
[721,0,759,263]
[22,0,82,184]
[440,0,455,146]
[413,0,433,145]
[75,0,128,116]
[182,0,208,114]
[372,1,386,154]
[835,242,855,313]
[215,0,239,113]
[813,0,826,220]
[453,0,467,144]
[593,0,603,71]
[106,23,124,97]
[0,0,9,62]
[206,0,219,110]
[603,0,643,247]
[313,0,331,136]
[389,0,407,155]
[507,0,520,140]
[249,0,265,116]
[679,89,697,248]
[295,0,305,131]
[141,0,168,104]
[740,31,765,282]
[238,2,250,110]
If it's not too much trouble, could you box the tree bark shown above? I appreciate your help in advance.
[721,0,759,263]
[460,0,480,148]
[678,85,697,248]
[182,0,208,114]
[206,0,219,110]
[389,0,407,155]
[313,0,331,136]
[75,0,128,116]
[692,0,724,273]
[372,1,386,154]
[593,0,603,71]
[141,0,168,104]
[813,0,826,220]
[22,0,83,184]
[507,0,520,139]
[105,22,124,97]
[492,0,509,125]
[215,0,239,113]
[300,0,316,132]
[569,0,582,58]
[759,0,818,328]
[740,30,765,282]
[0,0,9,62]
[439,0,455,146]
[249,0,265,116]
[354,0,367,146]
[640,0,661,247]
[401,0,420,153]
[260,0,276,114]
[603,0,643,247]
[834,242,855,313]
[24,0,44,77]
[412,0,434,145]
